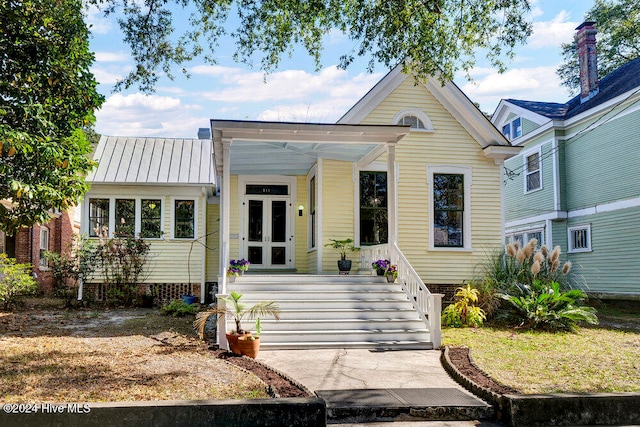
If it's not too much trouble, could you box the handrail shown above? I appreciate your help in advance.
[361,243,442,348]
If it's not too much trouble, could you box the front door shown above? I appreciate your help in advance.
[243,196,293,269]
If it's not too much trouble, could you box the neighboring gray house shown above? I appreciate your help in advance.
[493,22,640,299]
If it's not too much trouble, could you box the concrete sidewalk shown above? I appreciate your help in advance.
[258,348,465,391]
[258,348,495,424]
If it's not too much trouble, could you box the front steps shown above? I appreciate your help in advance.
[227,274,433,350]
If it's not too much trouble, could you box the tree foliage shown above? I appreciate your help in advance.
[0,0,104,233]
[88,0,533,92]
[557,0,640,93]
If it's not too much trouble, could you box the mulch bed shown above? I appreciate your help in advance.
[445,346,519,396]
[210,349,312,398]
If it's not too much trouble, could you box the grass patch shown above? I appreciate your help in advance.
[0,299,269,403]
[443,325,640,394]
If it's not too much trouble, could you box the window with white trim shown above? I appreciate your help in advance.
[525,151,541,192]
[308,174,317,249]
[393,108,433,131]
[506,229,544,246]
[568,225,591,252]
[87,197,164,238]
[39,227,49,268]
[428,166,472,250]
[174,199,195,239]
[502,117,522,140]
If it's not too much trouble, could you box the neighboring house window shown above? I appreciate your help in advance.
[360,171,388,245]
[141,199,162,238]
[525,151,541,192]
[502,117,522,140]
[433,174,464,247]
[507,229,543,246]
[39,227,49,268]
[89,198,109,237]
[308,175,317,249]
[174,200,195,239]
[115,199,135,236]
[568,225,591,253]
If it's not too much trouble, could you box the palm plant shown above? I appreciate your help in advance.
[193,291,280,340]
[498,280,598,331]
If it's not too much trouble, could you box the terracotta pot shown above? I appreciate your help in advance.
[226,332,251,354]
[238,336,260,359]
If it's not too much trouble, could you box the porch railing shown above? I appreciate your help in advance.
[360,243,442,348]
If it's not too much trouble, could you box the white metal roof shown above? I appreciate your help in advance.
[88,136,215,185]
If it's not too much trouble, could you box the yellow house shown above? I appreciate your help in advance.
[84,65,519,349]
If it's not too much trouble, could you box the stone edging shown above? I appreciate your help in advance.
[441,345,640,426]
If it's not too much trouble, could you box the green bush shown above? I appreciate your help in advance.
[0,254,38,309]
[442,284,486,328]
[45,235,96,307]
[498,280,598,331]
[161,300,198,317]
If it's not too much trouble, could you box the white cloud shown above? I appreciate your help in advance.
[460,66,566,113]
[95,93,208,138]
[198,65,382,105]
[95,52,129,62]
[85,6,113,35]
[91,67,122,85]
[529,10,578,49]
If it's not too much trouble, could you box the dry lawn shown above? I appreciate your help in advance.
[443,317,640,394]
[0,298,268,403]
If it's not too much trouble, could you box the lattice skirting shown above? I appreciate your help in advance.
[83,282,203,305]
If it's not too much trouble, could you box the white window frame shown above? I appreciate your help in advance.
[506,228,544,246]
[568,224,592,253]
[392,108,434,132]
[171,198,198,240]
[502,117,522,140]
[427,165,472,251]
[39,226,49,268]
[85,196,165,239]
[523,147,542,194]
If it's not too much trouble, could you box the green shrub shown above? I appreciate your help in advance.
[0,254,38,309]
[45,235,96,307]
[161,300,198,317]
[498,280,598,331]
[442,284,486,328]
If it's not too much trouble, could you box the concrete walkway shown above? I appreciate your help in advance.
[258,348,495,424]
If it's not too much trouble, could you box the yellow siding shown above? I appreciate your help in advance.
[85,184,208,284]
[205,203,220,281]
[321,160,355,272]
[294,175,309,272]
[362,76,503,284]
[229,175,240,260]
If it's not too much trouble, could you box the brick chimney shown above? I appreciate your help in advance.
[576,21,599,103]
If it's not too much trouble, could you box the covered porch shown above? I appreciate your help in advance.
[210,120,443,350]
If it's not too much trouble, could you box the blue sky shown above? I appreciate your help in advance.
[87,0,593,138]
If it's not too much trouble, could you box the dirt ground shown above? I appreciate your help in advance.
[0,298,309,403]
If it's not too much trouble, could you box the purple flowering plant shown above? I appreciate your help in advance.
[227,258,250,276]
[372,259,391,274]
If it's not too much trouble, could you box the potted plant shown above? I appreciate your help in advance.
[237,318,262,359]
[193,291,280,356]
[385,265,398,283]
[325,238,358,274]
[181,294,197,305]
[229,259,250,275]
[372,259,391,276]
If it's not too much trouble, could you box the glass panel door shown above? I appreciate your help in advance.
[243,197,292,269]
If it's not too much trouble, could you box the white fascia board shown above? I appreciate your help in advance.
[424,78,508,148]
[492,101,551,127]
[505,210,567,229]
[338,65,406,124]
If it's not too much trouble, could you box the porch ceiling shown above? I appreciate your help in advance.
[212,120,409,175]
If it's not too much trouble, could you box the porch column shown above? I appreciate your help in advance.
[220,138,232,294]
[387,143,398,245]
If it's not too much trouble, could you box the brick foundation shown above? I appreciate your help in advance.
[426,283,457,303]
[84,282,204,305]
